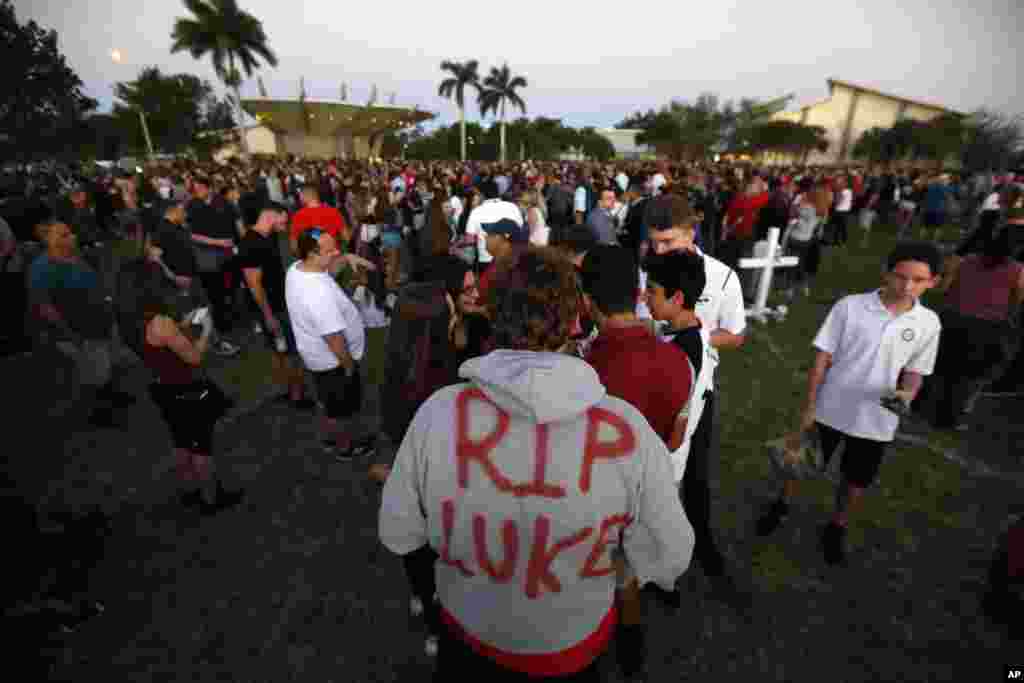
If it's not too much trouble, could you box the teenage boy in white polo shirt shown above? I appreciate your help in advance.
[756,242,943,565]
[644,194,750,608]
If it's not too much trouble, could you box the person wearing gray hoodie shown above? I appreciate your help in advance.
[379,247,694,681]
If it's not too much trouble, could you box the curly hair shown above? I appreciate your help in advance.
[488,247,579,353]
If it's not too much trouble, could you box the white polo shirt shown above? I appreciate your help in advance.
[813,291,941,442]
[465,199,522,264]
[667,247,746,383]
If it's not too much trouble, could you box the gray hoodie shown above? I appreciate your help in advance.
[379,349,693,673]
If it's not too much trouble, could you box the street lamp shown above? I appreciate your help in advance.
[110,48,154,160]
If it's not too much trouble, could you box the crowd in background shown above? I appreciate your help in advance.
[3,154,1023,674]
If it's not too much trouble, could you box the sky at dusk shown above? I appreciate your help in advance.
[19,0,1024,129]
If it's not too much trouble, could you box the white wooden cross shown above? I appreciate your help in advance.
[738,227,799,323]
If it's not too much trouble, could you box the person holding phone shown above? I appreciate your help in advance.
[755,242,943,566]
[141,283,244,514]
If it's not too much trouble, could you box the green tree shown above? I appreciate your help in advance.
[576,127,616,162]
[170,0,278,158]
[478,63,528,163]
[113,66,214,154]
[747,120,829,163]
[961,110,1024,172]
[437,59,482,162]
[614,109,658,130]
[637,94,728,161]
[724,94,793,154]
[0,0,97,160]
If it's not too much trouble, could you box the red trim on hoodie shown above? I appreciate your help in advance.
[439,604,617,676]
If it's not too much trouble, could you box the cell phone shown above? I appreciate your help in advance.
[191,307,210,326]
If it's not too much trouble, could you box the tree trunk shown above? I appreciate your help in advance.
[459,104,466,162]
[499,100,506,164]
[234,84,249,159]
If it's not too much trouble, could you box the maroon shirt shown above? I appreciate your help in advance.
[586,324,693,447]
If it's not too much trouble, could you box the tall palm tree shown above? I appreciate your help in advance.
[170,0,278,158]
[478,64,527,163]
[437,60,481,162]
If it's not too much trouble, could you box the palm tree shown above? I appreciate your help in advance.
[478,64,527,163]
[437,60,481,162]
[170,0,278,158]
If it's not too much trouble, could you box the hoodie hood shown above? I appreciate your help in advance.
[459,349,605,424]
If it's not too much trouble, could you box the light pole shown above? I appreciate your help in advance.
[110,49,154,160]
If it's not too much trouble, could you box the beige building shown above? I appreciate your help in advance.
[212,98,435,161]
[767,78,962,166]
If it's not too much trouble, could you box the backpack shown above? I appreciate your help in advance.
[380,280,458,444]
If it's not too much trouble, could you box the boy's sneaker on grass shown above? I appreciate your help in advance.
[755,499,789,537]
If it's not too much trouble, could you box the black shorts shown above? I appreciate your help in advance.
[313,363,363,420]
[816,422,888,488]
[149,382,217,453]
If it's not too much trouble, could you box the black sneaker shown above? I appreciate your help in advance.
[706,572,753,612]
[820,521,847,566]
[179,489,203,508]
[755,499,789,537]
[199,483,245,515]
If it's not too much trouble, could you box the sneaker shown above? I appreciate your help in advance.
[332,441,374,462]
[424,634,439,657]
[820,521,847,566]
[979,382,1024,398]
[409,596,424,618]
[179,489,203,508]
[755,499,789,537]
[706,572,753,612]
[211,339,241,357]
[199,484,245,515]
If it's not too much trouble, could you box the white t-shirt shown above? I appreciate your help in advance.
[615,172,629,193]
[447,195,464,224]
[690,247,746,381]
[812,291,941,441]
[574,186,587,214]
[835,188,853,212]
[465,199,523,265]
[651,173,667,196]
[285,263,366,371]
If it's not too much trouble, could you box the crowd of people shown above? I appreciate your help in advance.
[3,154,1023,676]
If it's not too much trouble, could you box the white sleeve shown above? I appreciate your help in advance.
[574,187,586,213]
[379,402,430,555]
[623,427,694,592]
[904,321,942,376]
[465,208,480,236]
[309,284,349,337]
[812,299,847,355]
[717,269,747,336]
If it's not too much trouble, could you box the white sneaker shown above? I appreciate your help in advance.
[212,339,241,357]
[424,635,439,657]
[409,596,424,617]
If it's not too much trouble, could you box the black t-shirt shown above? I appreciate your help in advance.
[237,229,286,312]
[456,313,492,368]
[186,197,236,240]
[239,190,268,228]
[154,220,196,277]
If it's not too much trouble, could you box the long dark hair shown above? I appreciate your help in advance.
[980,226,1013,270]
